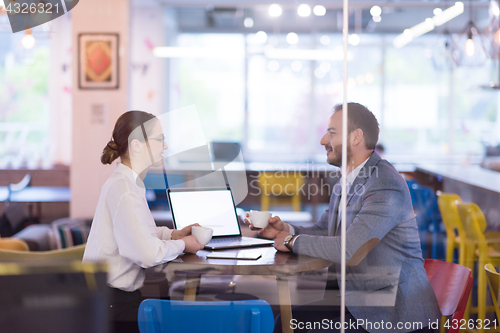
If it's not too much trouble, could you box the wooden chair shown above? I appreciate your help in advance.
[484,263,500,332]
[457,202,500,332]
[138,299,274,333]
[259,172,304,212]
[424,259,473,333]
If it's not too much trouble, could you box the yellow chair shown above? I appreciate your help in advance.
[438,193,479,324]
[485,263,500,332]
[0,237,29,251]
[436,192,466,265]
[457,202,500,332]
[0,243,86,262]
[258,172,304,212]
[437,193,500,265]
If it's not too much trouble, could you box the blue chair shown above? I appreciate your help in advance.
[138,299,274,333]
[417,186,445,259]
[405,180,419,208]
[406,181,444,259]
[406,180,429,256]
[143,173,185,210]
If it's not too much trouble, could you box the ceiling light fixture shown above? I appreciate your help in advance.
[462,1,478,57]
[313,5,326,16]
[269,4,282,17]
[433,2,464,26]
[482,0,500,59]
[451,1,487,67]
[370,6,382,17]
[297,4,311,17]
[153,47,244,58]
[493,3,500,17]
[265,47,354,61]
[465,33,475,56]
[244,17,254,28]
[480,0,500,88]
[22,29,35,49]
[393,2,464,48]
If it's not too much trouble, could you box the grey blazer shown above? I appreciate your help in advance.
[293,152,441,333]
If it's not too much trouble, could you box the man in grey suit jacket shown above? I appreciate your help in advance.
[247,103,441,332]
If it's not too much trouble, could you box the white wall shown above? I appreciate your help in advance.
[129,7,166,115]
[71,0,130,218]
[49,14,72,167]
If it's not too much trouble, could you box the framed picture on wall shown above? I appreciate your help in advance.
[78,33,119,89]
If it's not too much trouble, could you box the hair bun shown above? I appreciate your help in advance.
[102,111,157,165]
[101,140,120,165]
[106,141,119,151]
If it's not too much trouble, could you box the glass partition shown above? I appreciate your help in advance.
[167,30,500,164]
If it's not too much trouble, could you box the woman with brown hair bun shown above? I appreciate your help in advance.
[83,111,203,333]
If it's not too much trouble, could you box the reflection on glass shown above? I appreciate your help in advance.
[165,31,499,164]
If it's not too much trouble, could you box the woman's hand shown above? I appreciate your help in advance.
[182,235,204,254]
[243,213,289,240]
[171,223,200,240]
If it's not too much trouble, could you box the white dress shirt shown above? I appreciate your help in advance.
[336,157,370,227]
[83,163,185,291]
[289,157,370,235]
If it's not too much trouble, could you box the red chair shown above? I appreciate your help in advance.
[424,259,474,333]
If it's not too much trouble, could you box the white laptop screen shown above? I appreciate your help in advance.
[169,189,240,237]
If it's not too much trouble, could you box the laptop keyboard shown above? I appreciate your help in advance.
[209,237,242,244]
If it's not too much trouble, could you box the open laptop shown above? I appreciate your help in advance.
[167,187,274,250]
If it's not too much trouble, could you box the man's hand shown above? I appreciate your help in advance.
[274,231,292,252]
[182,235,204,254]
[243,213,290,240]
[171,223,200,240]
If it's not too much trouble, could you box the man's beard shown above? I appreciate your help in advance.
[328,143,352,167]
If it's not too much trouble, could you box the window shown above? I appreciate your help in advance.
[0,23,51,169]
[162,31,500,163]
[170,34,245,144]
[247,34,315,162]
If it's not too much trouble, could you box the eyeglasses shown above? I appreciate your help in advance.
[149,134,167,144]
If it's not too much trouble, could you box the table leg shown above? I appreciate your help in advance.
[37,202,42,221]
[183,276,201,301]
[277,276,293,333]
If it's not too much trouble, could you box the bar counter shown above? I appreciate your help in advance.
[415,164,500,229]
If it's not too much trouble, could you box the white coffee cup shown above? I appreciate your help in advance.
[247,210,272,228]
[191,226,213,246]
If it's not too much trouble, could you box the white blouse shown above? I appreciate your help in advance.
[83,163,185,291]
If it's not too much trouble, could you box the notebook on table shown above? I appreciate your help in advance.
[167,187,274,250]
